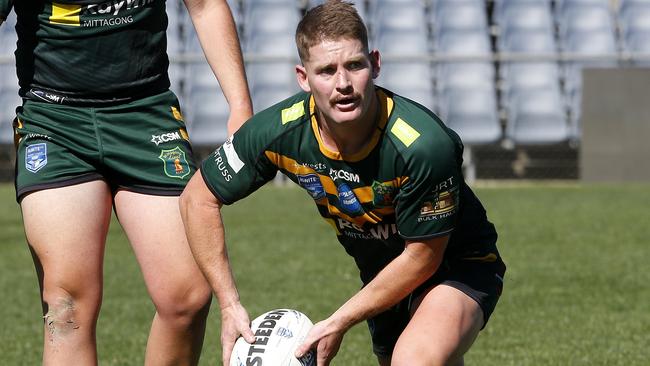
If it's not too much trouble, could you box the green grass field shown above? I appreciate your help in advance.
[1,182,649,365]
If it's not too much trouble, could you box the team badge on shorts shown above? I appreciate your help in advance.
[158,146,191,179]
[25,143,48,173]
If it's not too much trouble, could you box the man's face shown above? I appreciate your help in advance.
[296,38,380,126]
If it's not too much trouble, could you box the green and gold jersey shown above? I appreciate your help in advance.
[10,0,170,104]
[202,87,498,282]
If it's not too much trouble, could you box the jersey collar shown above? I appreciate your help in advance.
[309,88,394,162]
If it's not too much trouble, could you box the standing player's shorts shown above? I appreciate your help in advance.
[14,90,197,201]
[366,253,506,357]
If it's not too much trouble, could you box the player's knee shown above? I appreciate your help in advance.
[153,285,211,327]
[42,293,85,341]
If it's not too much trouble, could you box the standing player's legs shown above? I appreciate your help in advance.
[114,191,212,366]
[21,181,113,365]
[390,285,483,366]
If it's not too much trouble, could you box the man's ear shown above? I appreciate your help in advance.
[370,49,381,79]
[295,64,311,93]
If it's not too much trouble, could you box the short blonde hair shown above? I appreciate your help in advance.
[295,0,369,62]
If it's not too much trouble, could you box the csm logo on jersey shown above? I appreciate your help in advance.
[329,168,360,183]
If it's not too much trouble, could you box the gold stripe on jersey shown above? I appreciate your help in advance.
[264,150,408,227]
[391,118,420,147]
[309,89,394,162]
[50,3,81,26]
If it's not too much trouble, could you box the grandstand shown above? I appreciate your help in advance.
[1,0,648,181]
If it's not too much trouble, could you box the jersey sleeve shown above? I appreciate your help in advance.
[200,116,278,205]
[394,139,462,240]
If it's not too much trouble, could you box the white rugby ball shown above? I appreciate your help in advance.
[229,308,316,366]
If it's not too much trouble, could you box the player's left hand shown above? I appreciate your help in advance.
[295,318,345,366]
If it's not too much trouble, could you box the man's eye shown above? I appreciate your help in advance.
[320,67,336,75]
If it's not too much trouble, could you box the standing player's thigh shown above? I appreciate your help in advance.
[113,191,210,307]
[21,181,113,301]
[391,285,483,366]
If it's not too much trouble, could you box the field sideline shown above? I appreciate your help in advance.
[1,182,649,365]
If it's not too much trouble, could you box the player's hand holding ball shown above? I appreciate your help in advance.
[295,317,345,366]
[221,302,255,366]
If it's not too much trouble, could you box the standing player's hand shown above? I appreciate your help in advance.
[220,302,255,365]
[295,318,345,366]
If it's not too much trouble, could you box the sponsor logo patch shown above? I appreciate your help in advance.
[25,143,48,173]
[391,118,420,147]
[297,174,326,200]
[158,146,190,179]
[337,183,363,216]
[418,188,458,222]
[281,100,305,124]
[223,136,245,173]
[151,130,185,146]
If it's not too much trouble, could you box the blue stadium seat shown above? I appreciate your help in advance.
[372,1,428,34]
[498,29,557,54]
[618,1,650,64]
[494,0,553,34]
[376,62,435,110]
[557,2,615,42]
[434,30,491,57]
[438,87,501,145]
[184,86,230,146]
[431,1,488,34]
[242,1,301,44]
[500,62,562,96]
[245,33,298,58]
[505,88,569,144]
[435,62,495,94]
[373,30,430,58]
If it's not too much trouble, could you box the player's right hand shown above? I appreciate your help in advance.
[220,302,255,365]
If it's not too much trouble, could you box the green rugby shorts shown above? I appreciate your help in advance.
[14,90,198,201]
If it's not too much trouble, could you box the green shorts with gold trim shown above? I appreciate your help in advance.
[14,90,197,201]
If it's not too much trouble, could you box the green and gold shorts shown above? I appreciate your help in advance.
[14,90,197,201]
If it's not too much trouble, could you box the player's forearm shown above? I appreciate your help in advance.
[184,0,253,134]
[179,179,241,309]
[329,238,448,331]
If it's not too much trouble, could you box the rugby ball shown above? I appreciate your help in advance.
[229,309,316,366]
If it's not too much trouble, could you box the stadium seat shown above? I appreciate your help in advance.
[433,30,491,58]
[505,88,569,144]
[500,62,562,96]
[557,2,615,42]
[498,29,557,54]
[438,87,501,145]
[245,33,298,58]
[494,0,554,35]
[430,1,488,34]
[372,1,428,34]
[618,2,650,64]
[241,1,301,44]
[184,86,230,146]
[373,30,430,58]
[435,62,495,94]
[375,62,435,110]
